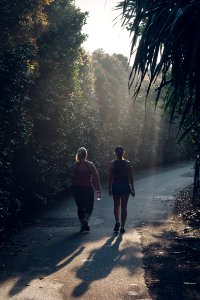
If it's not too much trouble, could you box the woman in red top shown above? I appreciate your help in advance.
[108,146,135,234]
[71,147,101,232]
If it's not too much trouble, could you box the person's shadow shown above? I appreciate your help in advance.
[8,232,86,296]
[7,230,141,298]
[72,233,140,298]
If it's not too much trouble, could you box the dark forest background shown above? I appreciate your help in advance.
[0,0,193,229]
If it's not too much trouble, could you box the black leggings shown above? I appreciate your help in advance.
[72,186,94,223]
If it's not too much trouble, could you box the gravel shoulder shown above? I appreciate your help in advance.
[140,185,200,300]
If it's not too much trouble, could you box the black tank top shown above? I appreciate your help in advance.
[112,160,129,184]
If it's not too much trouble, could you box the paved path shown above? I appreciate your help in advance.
[0,161,194,299]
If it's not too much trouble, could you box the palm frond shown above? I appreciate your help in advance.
[119,0,200,137]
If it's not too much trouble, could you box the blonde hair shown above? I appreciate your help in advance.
[75,147,88,162]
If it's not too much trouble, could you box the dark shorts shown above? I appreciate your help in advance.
[112,182,130,196]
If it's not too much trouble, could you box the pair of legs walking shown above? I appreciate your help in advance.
[73,186,94,232]
[73,186,129,233]
[113,194,129,233]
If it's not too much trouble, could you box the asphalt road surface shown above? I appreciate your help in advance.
[0,161,194,300]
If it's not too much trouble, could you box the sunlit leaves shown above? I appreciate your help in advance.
[0,0,87,223]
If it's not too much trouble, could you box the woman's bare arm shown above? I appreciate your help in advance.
[127,162,135,196]
[91,163,101,190]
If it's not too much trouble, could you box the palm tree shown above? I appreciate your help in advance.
[118,0,200,139]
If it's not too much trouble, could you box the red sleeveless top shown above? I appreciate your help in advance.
[73,160,93,187]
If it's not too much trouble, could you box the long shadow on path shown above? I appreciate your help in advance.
[72,233,141,298]
[1,230,142,299]
[5,232,87,296]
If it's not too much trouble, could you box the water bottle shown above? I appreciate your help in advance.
[96,190,101,201]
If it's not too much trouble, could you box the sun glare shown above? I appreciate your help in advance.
[75,0,131,57]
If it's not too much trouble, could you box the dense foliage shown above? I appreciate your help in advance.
[0,0,87,228]
[0,0,191,232]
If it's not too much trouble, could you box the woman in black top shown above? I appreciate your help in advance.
[108,146,135,233]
